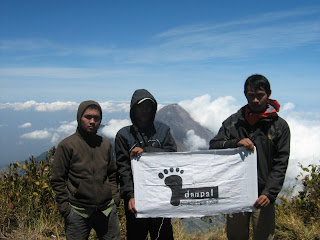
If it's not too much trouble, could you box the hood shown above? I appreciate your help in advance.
[130,89,157,126]
[77,100,102,128]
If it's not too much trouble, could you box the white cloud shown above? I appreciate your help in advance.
[183,130,208,151]
[282,102,295,111]
[0,101,130,113]
[179,95,240,134]
[56,120,77,135]
[100,119,131,139]
[0,101,77,112]
[20,130,51,140]
[18,122,32,128]
[100,102,130,113]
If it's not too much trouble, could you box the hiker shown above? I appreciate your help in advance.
[209,74,290,240]
[115,89,177,240]
[50,100,120,240]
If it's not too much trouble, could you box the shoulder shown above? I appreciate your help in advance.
[222,108,244,125]
[154,121,170,132]
[273,115,290,132]
[116,125,132,139]
[57,133,78,148]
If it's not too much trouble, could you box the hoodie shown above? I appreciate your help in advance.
[50,100,119,217]
[115,89,177,200]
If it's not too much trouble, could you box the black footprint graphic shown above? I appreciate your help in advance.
[159,168,184,206]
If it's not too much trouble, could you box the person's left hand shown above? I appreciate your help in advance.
[130,147,143,159]
[253,194,270,208]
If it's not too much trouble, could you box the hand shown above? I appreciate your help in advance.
[237,138,254,151]
[130,147,144,159]
[253,195,270,208]
[128,198,137,214]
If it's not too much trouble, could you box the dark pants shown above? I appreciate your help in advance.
[125,203,174,240]
[65,205,120,240]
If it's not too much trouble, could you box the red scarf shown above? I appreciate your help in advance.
[245,99,280,126]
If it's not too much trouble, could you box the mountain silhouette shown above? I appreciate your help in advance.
[155,104,214,151]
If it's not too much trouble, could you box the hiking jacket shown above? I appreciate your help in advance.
[50,101,119,217]
[209,106,290,202]
[115,89,177,201]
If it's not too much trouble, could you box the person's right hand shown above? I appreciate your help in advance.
[128,198,137,214]
[237,138,254,151]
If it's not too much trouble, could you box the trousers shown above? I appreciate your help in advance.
[124,201,174,240]
[65,204,120,240]
[226,203,275,240]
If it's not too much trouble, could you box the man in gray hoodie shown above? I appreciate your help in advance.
[51,100,120,240]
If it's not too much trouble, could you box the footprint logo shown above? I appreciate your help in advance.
[158,168,184,206]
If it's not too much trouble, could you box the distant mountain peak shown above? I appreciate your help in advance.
[156,104,214,152]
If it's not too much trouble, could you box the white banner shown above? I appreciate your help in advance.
[131,148,258,218]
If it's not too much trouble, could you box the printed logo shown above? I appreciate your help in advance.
[158,168,218,206]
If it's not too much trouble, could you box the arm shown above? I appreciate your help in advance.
[106,144,120,206]
[209,118,240,149]
[115,133,134,201]
[261,121,290,202]
[50,143,71,217]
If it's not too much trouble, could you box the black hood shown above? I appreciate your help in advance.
[130,89,157,127]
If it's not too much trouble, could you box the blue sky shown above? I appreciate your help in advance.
[1,1,320,185]
[1,1,320,108]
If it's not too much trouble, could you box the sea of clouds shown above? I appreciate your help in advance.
[1,95,319,194]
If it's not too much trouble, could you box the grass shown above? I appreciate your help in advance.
[0,148,319,239]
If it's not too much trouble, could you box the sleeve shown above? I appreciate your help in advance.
[50,142,71,217]
[261,120,290,202]
[115,132,135,201]
[106,144,121,206]
[209,118,240,149]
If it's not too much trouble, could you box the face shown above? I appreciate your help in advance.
[245,85,269,113]
[80,108,101,134]
[134,100,153,125]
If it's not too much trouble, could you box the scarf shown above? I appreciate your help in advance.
[245,99,280,126]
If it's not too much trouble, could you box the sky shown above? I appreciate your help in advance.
[1,1,320,190]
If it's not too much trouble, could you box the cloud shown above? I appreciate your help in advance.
[56,120,77,135]
[100,102,130,113]
[100,119,131,139]
[179,95,240,134]
[18,122,32,128]
[20,130,51,140]
[0,101,78,111]
[183,130,208,151]
[282,102,295,111]
[0,101,129,113]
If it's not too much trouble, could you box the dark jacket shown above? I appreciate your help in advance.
[209,106,290,202]
[115,89,177,200]
[50,100,120,217]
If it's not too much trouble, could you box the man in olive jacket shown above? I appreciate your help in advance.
[51,100,120,240]
[210,74,290,240]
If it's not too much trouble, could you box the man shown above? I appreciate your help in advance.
[209,74,290,240]
[51,100,120,240]
[115,89,177,240]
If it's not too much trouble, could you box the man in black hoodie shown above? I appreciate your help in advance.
[51,100,120,240]
[115,89,177,240]
[210,75,290,240]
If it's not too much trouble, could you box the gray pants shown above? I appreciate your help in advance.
[65,205,120,240]
[226,203,275,240]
